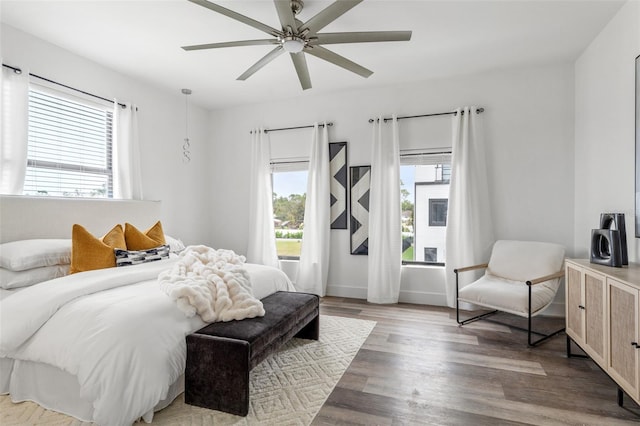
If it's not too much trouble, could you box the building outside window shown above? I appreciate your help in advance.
[401,156,450,265]
[23,86,113,198]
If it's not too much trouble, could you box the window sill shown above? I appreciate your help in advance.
[402,261,445,269]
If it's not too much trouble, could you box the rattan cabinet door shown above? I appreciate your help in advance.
[583,270,607,366]
[607,278,639,400]
[565,263,584,344]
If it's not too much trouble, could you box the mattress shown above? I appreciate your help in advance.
[1,258,295,424]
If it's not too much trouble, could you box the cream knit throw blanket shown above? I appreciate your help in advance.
[158,245,265,322]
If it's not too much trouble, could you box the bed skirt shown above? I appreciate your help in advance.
[3,359,183,423]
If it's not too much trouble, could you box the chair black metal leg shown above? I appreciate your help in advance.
[526,283,565,347]
[456,279,564,346]
[456,270,499,325]
[455,271,563,347]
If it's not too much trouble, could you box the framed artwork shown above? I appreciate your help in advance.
[329,142,348,229]
[350,165,370,255]
[636,54,640,237]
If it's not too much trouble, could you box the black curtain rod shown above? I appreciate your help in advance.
[369,108,485,123]
[2,63,127,109]
[250,122,333,134]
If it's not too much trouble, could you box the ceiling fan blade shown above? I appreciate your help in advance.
[182,39,279,51]
[301,0,363,36]
[304,45,372,78]
[274,0,298,32]
[311,31,412,45]
[290,53,312,90]
[188,0,281,37]
[237,46,285,81]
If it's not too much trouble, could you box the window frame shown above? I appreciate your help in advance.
[23,84,114,198]
[271,159,309,260]
[400,150,451,267]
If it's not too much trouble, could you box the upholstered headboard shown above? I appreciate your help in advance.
[0,195,161,243]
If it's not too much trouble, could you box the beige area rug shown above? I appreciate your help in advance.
[0,315,375,425]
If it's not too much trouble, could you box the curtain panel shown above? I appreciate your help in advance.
[113,102,143,200]
[0,64,29,195]
[295,123,330,295]
[445,106,494,307]
[367,116,402,303]
[247,129,280,269]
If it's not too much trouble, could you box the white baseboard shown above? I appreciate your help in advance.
[325,285,447,306]
[398,290,447,306]
[325,284,566,319]
[325,285,367,300]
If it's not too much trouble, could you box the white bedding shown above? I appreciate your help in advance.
[0,257,294,425]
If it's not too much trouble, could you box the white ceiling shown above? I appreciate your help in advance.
[0,0,625,111]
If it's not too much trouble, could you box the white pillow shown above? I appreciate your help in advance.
[164,235,186,253]
[0,264,70,289]
[0,239,72,271]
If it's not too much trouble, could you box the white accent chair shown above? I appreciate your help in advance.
[455,240,566,346]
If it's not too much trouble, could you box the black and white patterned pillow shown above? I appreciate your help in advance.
[114,245,170,267]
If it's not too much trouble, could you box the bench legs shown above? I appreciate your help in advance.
[295,314,319,340]
[185,334,251,416]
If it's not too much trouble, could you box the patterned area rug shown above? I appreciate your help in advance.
[0,315,375,425]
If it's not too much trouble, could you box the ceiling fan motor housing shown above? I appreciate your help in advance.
[290,0,304,15]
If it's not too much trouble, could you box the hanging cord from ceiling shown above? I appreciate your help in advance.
[182,88,192,163]
[369,108,484,123]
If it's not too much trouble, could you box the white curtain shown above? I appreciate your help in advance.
[0,64,29,195]
[296,123,330,295]
[113,102,143,199]
[367,116,402,304]
[445,106,494,307]
[247,129,279,268]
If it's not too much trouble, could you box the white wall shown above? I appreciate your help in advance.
[209,62,576,309]
[574,0,640,262]
[1,24,212,245]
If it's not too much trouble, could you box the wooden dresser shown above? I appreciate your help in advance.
[565,259,640,407]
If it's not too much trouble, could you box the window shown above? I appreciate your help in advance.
[429,199,448,226]
[424,247,438,263]
[23,86,114,198]
[401,152,451,265]
[272,162,308,259]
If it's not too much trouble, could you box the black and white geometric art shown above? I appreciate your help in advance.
[329,142,348,229]
[350,165,370,255]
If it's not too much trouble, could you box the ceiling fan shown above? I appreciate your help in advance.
[182,0,412,90]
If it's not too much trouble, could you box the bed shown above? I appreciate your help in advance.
[0,196,295,425]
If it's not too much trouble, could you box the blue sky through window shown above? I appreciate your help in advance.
[273,171,307,197]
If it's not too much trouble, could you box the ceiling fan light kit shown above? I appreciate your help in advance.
[183,0,412,90]
[282,35,305,53]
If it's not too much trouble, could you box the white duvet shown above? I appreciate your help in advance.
[0,257,294,425]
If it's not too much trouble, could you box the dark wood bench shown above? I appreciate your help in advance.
[184,291,320,416]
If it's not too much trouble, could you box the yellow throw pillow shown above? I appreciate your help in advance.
[70,224,126,274]
[124,221,166,250]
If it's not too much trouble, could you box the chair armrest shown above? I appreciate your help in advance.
[526,270,565,286]
[454,263,488,274]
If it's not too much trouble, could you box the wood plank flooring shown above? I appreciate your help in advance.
[313,297,640,425]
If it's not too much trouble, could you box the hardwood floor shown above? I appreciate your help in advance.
[313,297,640,425]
